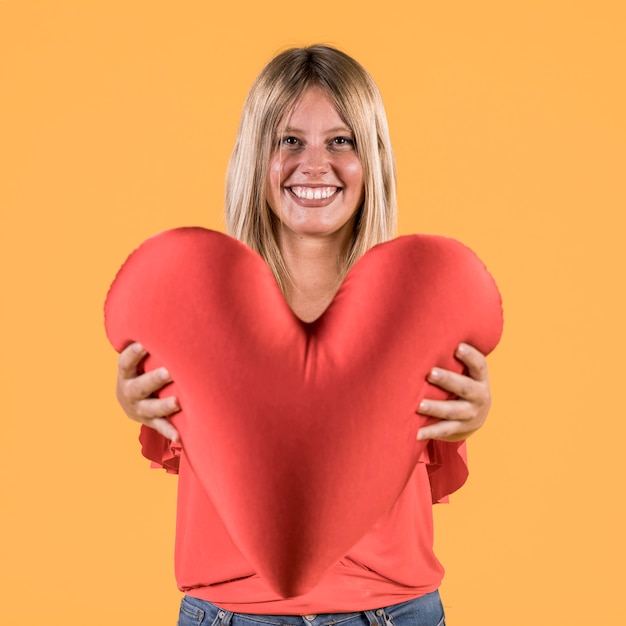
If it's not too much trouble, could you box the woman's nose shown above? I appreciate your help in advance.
[300,145,330,176]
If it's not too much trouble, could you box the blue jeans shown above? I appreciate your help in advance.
[177,592,445,626]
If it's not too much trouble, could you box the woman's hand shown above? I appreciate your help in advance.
[116,342,181,442]
[416,343,491,442]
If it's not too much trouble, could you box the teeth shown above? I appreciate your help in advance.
[290,186,338,200]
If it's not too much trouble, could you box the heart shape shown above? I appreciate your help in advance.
[104,227,503,597]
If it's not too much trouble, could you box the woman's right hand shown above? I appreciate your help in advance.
[116,342,181,442]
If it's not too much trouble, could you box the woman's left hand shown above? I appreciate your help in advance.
[416,343,492,442]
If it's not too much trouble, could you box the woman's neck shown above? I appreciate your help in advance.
[279,233,348,323]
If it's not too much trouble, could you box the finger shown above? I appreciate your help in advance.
[417,421,472,442]
[417,398,474,421]
[455,343,489,382]
[427,367,481,402]
[117,342,148,379]
[145,417,181,443]
[126,367,173,400]
[133,396,180,420]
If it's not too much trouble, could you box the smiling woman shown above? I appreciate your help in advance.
[111,44,499,626]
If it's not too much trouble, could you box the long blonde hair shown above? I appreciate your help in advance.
[225,45,397,291]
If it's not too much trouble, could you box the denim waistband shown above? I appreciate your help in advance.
[178,591,445,626]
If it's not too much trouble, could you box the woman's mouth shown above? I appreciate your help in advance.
[288,186,340,201]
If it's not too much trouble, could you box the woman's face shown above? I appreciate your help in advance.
[266,87,364,244]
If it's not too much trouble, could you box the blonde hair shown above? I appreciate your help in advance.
[225,45,397,291]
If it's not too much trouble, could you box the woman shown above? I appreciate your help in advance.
[116,46,492,625]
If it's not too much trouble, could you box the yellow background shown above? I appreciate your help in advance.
[1,1,624,624]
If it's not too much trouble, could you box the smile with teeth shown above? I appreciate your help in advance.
[289,186,340,200]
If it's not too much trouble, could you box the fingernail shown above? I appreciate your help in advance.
[133,342,145,353]
[419,400,429,412]
[158,367,170,380]
[417,430,427,441]
[168,397,179,410]
[457,343,468,356]
[430,368,441,380]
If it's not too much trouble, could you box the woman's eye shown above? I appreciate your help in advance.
[332,136,355,148]
[281,136,300,146]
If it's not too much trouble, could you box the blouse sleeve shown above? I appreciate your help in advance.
[423,439,469,503]
[138,425,181,474]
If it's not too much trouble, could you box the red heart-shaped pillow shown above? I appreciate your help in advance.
[104,227,502,597]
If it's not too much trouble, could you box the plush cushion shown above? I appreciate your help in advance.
[104,227,503,597]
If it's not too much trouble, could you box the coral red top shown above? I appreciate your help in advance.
[140,428,468,614]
